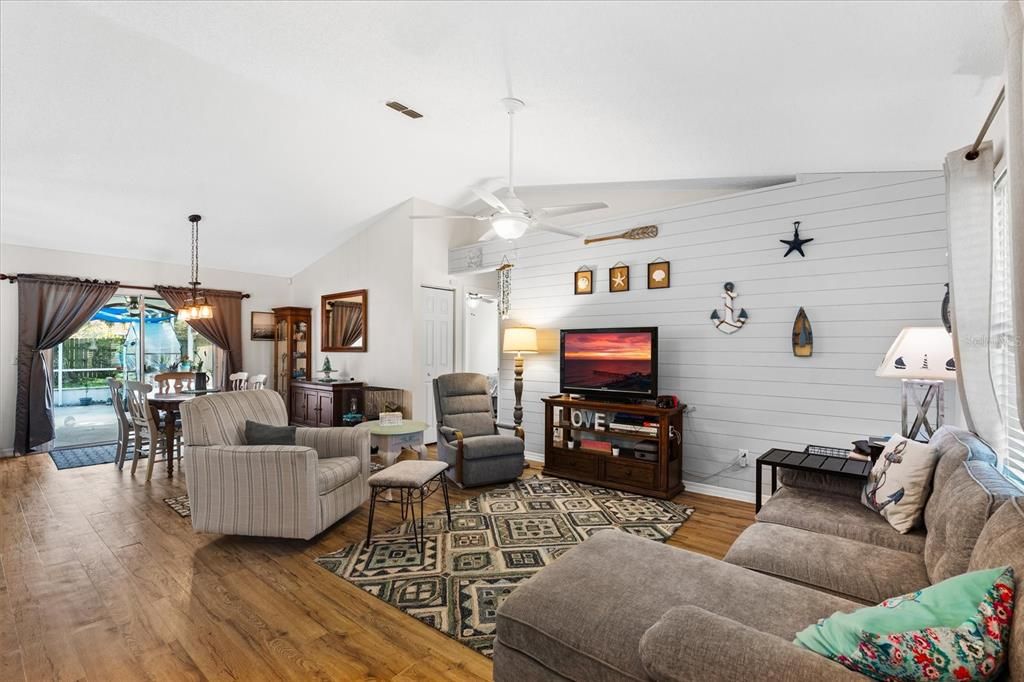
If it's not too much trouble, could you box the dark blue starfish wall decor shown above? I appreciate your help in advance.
[780,220,813,257]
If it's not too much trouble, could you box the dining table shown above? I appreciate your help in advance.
[147,389,219,476]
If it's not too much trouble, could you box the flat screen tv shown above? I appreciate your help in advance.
[560,327,658,401]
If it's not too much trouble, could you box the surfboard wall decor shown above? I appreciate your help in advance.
[792,307,813,357]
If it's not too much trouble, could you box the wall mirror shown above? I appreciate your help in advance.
[321,289,367,352]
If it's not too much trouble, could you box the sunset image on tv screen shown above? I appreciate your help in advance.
[562,331,653,393]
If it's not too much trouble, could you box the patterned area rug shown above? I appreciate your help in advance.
[49,442,133,470]
[164,495,191,517]
[315,476,694,656]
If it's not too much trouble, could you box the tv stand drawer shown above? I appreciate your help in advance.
[604,459,656,488]
[546,450,598,479]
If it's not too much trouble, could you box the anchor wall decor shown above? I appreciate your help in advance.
[710,282,749,334]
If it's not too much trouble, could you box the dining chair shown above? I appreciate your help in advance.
[229,372,249,391]
[125,381,179,481]
[107,377,133,470]
[248,374,268,389]
[154,371,194,393]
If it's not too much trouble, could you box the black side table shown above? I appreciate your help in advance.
[755,448,872,512]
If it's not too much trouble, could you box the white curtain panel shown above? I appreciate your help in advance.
[946,141,1003,445]
[1006,0,1024,430]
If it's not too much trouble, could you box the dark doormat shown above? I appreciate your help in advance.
[48,442,132,470]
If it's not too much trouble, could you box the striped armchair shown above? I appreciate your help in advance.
[180,390,370,539]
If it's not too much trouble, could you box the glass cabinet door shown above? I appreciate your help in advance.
[276,318,290,400]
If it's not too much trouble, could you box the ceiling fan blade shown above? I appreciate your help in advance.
[532,221,582,238]
[477,228,498,242]
[471,186,510,213]
[536,202,609,219]
[409,215,487,221]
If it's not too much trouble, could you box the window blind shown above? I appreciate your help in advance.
[992,170,1024,485]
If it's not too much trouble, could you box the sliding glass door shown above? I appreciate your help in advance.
[51,293,217,449]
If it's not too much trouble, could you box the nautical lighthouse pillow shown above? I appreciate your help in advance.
[861,435,940,533]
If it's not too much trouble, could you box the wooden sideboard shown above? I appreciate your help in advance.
[542,396,685,499]
[289,380,365,427]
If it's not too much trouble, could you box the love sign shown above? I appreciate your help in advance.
[570,409,607,430]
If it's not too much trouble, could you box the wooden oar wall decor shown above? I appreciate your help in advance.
[583,224,658,245]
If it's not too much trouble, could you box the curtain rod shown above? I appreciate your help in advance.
[0,274,251,299]
[966,86,1006,161]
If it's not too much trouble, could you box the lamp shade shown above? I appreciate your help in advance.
[503,326,538,354]
[876,327,957,380]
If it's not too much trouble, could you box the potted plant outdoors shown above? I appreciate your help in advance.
[194,352,209,391]
[78,385,94,406]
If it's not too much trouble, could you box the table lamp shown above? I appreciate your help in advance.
[876,327,957,440]
[502,326,538,432]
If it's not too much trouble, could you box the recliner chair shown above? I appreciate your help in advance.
[433,373,525,487]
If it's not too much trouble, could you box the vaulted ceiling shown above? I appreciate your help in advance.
[0,1,1005,276]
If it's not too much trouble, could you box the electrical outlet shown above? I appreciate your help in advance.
[738,449,749,467]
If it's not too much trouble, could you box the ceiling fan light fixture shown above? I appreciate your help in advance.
[491,213,530,240]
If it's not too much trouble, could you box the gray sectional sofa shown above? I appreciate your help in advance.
[493,426,1024,681]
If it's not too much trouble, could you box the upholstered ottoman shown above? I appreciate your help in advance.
[366,460,451,552]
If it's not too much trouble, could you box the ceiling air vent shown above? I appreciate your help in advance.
[385,101,423,119]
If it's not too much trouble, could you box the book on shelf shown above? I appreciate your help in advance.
[580,439,612,453]
[610,422,659,435]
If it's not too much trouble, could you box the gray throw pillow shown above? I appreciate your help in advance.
[244,420,296,445]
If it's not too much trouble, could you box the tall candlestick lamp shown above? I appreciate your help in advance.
[502,326,538,435]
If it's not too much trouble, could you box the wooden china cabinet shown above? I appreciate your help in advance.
[272,307,312,414]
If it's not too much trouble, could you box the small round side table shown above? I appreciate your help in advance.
[355,419,429,467]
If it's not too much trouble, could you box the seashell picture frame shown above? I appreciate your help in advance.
[647,259,670,289]
[574,267,593,295]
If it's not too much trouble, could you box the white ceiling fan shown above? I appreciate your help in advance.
[410,98,609,241]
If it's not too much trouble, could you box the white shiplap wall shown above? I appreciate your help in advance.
[448,172,954,499]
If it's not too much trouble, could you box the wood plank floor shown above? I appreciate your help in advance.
[0,449,755,681]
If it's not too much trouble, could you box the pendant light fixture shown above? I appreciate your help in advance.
[177,214,214,321]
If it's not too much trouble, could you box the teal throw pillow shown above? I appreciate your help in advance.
[795,566,1014,681]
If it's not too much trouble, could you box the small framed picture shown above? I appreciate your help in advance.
[609,264,629,292]
[647,260,670,289]
[574,268,593,295]
[251,311,275,340]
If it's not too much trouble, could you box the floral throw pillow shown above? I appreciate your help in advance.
[795,566,1015,681]
[862,435,940,533]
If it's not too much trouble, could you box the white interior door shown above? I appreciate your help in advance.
[464,290,500,416]
[422,286,454,442]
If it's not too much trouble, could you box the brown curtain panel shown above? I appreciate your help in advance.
[14,274,119,454]
[330,301,363,347]
[155,286,244,390]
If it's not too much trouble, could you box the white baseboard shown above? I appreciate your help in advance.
[0,448,14,458]
[682,480,756,504]
[523,451,755,504]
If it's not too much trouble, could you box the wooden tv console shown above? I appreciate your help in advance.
[541,396,685,499]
